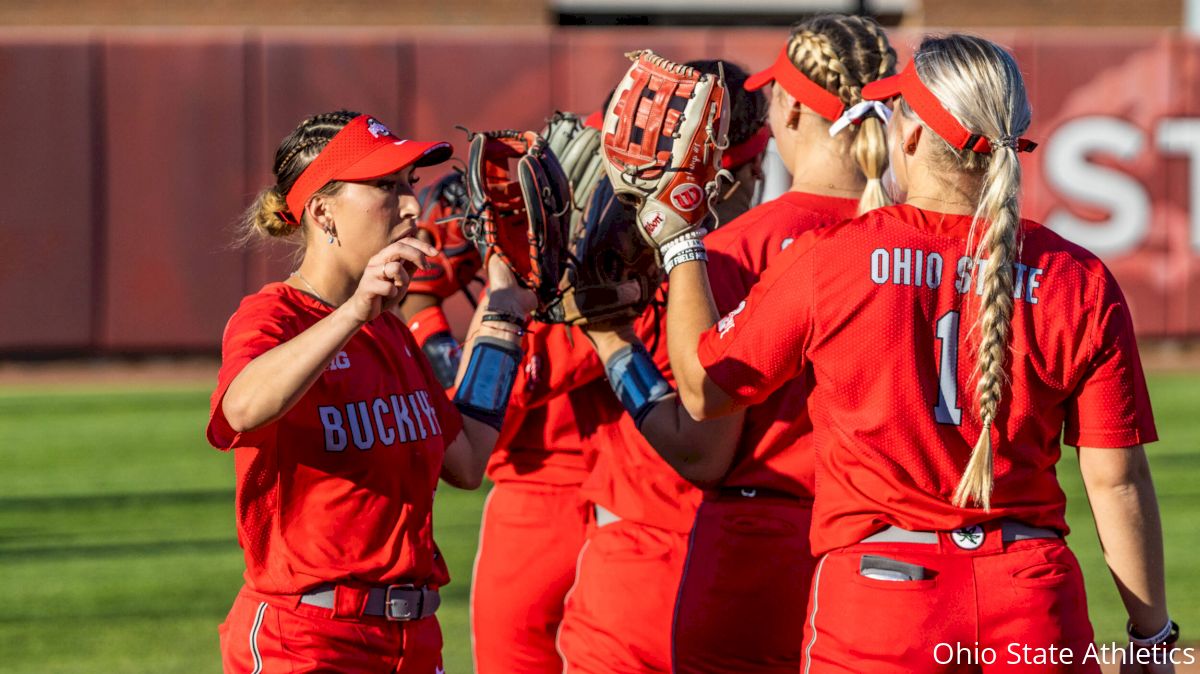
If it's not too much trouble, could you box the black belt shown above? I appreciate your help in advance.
[299,584,440,621]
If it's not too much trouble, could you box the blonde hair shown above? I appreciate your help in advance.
[785,14,897,215]
[237,110,359,246]
[905,35,1032,509]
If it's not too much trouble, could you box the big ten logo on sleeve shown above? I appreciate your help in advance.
[318,390,445,452]
[717,300,747,338]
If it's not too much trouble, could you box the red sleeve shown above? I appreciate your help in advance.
[406,305,452,346]
[206,294,300,450]
[705,245,750,317]
[1063,274,1157,448]
[696,234,818,407]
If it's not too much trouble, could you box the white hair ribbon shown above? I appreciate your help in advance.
[828,101,892,137]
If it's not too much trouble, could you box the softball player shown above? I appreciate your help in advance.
[654,34,1173,673]
[469,323,606,674]
[555,59,771,674]
[581,17,896,672]
[208,110,530,673]
[395,170,600,674]
[671,17,896,674]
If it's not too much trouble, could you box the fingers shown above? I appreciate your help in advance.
[382,260,408,284]
[381,237,439,263]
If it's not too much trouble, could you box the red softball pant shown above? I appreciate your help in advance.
[219,585,443,673]
[673,496,816,674]
[558,515,689,674]
[801,523,1099,674]
[471,481,589,674]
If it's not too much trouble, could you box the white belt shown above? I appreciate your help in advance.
[862,520,1059,550]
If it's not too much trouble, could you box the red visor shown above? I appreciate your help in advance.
[862,62,1036,154]
[745,47,845,122]
[283,115,453,224]
[721,125,771,170]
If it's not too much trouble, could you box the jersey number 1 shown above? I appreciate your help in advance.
[934,311,962,425]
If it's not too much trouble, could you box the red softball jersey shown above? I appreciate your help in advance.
[486,322,604,486]
[698,204,1157,555]
[703,191,859,500]
[207,283,463,595]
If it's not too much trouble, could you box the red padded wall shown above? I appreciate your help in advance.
[100,30,249,350]
[0,33,95,350]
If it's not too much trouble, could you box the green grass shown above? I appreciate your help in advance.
[0,374,1195,672]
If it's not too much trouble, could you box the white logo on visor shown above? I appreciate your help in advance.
[366,119,394,139]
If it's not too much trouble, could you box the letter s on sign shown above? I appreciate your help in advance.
[1044,116,1148,257]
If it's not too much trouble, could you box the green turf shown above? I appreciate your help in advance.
[0,375,1195,672]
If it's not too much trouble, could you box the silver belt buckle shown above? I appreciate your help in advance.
[384,584,421,621]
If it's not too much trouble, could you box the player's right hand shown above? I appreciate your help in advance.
[346,237,439,324]
[484,254,537,319]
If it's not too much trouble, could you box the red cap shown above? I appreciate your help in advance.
[282,115,453,225]
[745,47,845,122]
[721,125,771,170]
[862,62,1037,154]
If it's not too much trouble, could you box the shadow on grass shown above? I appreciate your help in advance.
[0,488,234,511]
[0,536,236,562]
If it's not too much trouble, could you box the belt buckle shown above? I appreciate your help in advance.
[950,524,985,550]
[384,584,421,621]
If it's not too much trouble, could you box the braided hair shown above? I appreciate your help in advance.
[239,110,360,241]
[785,15,897,215]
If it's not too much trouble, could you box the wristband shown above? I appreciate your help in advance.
[407,306,453,348]
[453,336,522,431]
[482,310,529,329]
[480,314,527,337]
[663,247,708,274]
[658,230,706,260]
[604,343,672,427]
[1128,618,1179,648]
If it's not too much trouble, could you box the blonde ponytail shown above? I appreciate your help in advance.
[953,145,1022,509]
[239,186,296,242]
[852,115,890,214]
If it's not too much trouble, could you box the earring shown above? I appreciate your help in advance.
[786,105,802,130]
[328,234,335,245]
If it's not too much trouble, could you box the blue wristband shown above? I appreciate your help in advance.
[421,331,461,389]
[604,343,672,427]
[453,337,522,430]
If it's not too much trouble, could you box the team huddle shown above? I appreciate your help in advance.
[207,13,1178,674]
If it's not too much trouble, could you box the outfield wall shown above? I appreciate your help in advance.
[1,26,1197,352]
